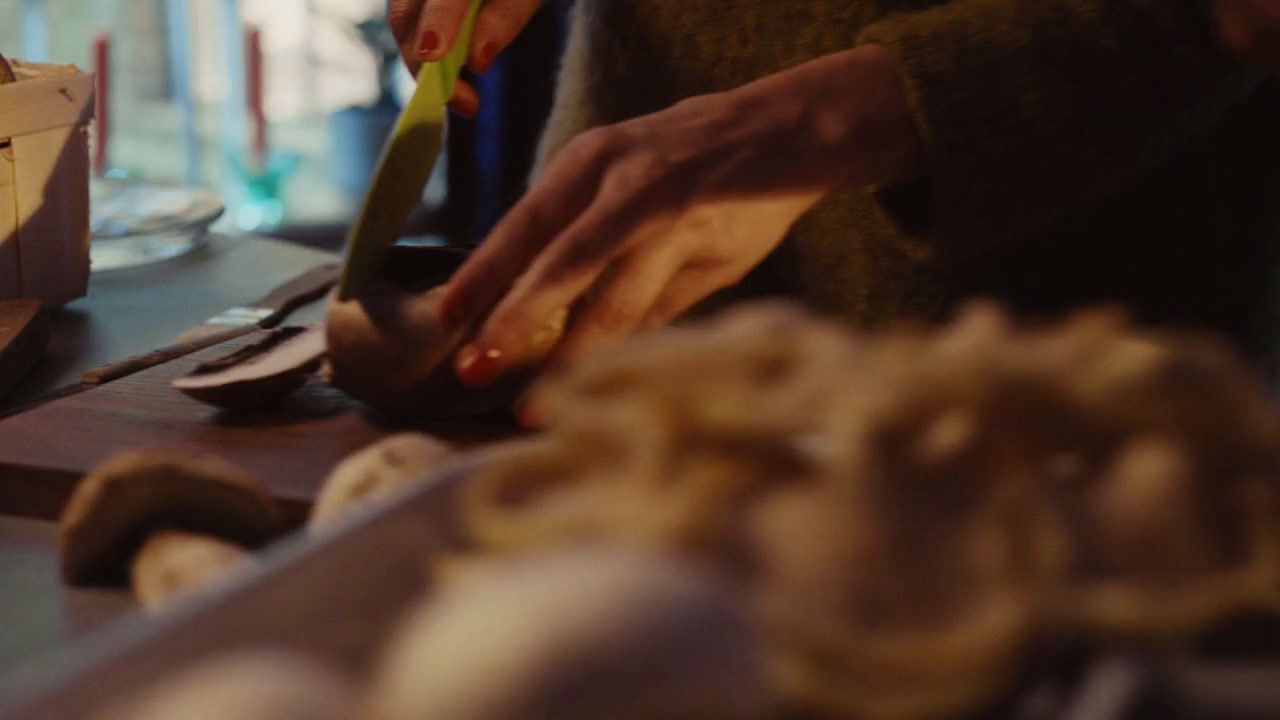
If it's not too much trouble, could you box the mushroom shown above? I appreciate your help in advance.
[59,450,281,613]
[364,548,774,720]
[95,649,358,720]
[308,433,454,531]
[173,326,326,410]
[325,246,565,419]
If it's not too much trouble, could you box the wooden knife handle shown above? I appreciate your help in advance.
[81,325,259,386]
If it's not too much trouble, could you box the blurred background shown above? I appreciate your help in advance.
[0,0,569,252]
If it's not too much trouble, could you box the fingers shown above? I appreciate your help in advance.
[414,0,480,62]
[441,129,620,329]
[388,0,427,43]
[643,263,743,329]
[447,79,480,118]
[469,0,544,73]
[509,259,727,432]
[455,192,654,384]
[389,0,428,72]
[392,0,541,75]
[549,245,684,367]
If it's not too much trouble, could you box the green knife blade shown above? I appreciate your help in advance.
[336,1,483,300]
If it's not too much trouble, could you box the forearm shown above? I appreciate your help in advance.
[729,44,925,190]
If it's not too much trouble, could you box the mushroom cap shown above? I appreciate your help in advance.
[96,649,358,720]
[326,284,519,419]
[173,326,326,410]
[308,433,455,530]
[59,450,281,585]
[366,548,774,720]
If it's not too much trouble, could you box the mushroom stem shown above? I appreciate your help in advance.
[130,530,252,613]
[307,434,454,531]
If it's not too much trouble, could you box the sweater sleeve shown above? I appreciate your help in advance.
[857,0,1263,257]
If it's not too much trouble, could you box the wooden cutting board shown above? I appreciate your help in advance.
[0,300,49,401]
[0,331,519,524]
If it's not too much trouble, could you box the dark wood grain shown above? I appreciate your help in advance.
[0,300,50,401]
[0,449,507,720]
[0,331,519,523]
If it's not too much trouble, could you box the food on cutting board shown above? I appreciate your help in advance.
[366,549,774,720]
[172,326,326,410]
[59,450,283,613]
[308,433,455,531]
[94,649,358,720]
[325,259,567,419]
[89,299,1279,719]
[172,245,565,420]
[326,283,515,419]
[445,300,1280,719]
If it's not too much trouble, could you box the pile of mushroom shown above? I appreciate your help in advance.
[367,549,775,720]
[60,432,458,613]
[94,649,359,720]
[82,299,1280,719]
[308,433,455,531]
[59,451,281,613]
[452,300,1280,719]
[89,549,773,720]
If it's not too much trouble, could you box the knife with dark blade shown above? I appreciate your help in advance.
[335,1,483,301]
[0,262,343,419]
[81,262,341,385]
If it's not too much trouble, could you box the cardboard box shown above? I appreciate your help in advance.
[0,60,94,305]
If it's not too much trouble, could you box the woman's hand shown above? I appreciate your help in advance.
[440,44,925,390]
[387,0,543,116]
[1212,0,1280,70]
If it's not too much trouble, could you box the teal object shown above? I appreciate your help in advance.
[226,150,300,232]
[336,1,483,300]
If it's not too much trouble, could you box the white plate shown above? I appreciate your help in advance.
[89,179,225,273]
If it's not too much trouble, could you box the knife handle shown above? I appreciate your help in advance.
[81,325,259,385]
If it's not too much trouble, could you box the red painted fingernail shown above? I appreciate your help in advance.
[456,344,503,388]
[476,42,498,73]
[417,31,441,59]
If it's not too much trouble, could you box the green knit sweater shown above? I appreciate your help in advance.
[534,1,1280,362]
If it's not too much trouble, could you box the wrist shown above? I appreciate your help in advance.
[754,44,925,188]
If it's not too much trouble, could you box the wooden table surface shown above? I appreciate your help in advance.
[0,234,338,683]
[1,233,336,410]
[0,515,133,680]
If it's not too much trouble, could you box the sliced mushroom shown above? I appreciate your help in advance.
[95,649,358,720]
[59,450,281,611]
[173,326,326,410]
[326,247,564,419]
[308,433,454,531]
[364,549,774,720]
